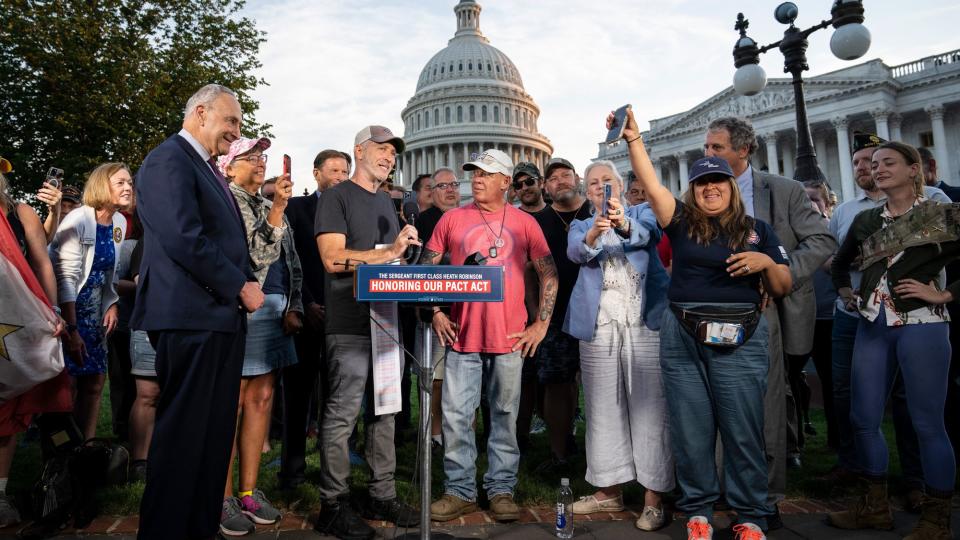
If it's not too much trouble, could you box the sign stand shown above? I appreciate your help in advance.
[355,265,504,540]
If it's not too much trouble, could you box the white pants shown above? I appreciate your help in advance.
[579,321,675,492]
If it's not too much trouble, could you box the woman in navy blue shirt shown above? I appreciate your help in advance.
[610,108,791,540]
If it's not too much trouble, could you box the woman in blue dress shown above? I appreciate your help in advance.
[49,163,131,440]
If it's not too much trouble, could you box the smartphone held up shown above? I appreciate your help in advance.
[605,104,632,145]
[46,167,65,189]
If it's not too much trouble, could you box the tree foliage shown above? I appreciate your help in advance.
[0,0,270,202]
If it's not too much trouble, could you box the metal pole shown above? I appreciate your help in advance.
[419,322,433,540]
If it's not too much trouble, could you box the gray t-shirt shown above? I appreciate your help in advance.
[315,180,400,335]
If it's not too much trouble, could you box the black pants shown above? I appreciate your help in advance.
[809,319,838,449]
[279,330,325,486]
[137,329,244,540]
[947,303,960,468]
[107,329,135,441]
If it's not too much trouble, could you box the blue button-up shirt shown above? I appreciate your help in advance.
[736,164,755,217]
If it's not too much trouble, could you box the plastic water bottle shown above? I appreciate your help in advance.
[556,477,574,538]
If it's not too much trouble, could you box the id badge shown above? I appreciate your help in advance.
[703,322,745,346]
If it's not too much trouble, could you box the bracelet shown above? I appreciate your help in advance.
[52,306,62,316]
[626,135,643,144]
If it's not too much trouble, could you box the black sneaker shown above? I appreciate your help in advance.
[314,500,375,540]
[366,497,421,527]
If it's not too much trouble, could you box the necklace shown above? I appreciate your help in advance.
[476,203,507,258]
[551,202,586,231]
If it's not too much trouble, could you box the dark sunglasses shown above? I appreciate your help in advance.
[512,177,539,190]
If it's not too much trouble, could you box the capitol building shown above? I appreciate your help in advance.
[597,49,960,203]
[397,0,553,190]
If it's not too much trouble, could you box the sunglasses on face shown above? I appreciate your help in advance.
[512,177,539,190]
[434,181,461,190]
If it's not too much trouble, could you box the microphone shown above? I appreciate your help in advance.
[401,200,422,264]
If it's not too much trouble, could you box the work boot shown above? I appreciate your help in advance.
[905,493,953,540]
[827,479,894,530]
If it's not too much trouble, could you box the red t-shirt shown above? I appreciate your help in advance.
[657,234,672,268]
[426,204,551,354]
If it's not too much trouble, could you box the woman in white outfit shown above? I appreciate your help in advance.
[563,160,674,531]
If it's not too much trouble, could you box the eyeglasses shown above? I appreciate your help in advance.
[512,177,539,190]
[434,181,461,190]
[235,154,268,164]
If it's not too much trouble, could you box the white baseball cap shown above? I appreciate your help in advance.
[463,149,514,177]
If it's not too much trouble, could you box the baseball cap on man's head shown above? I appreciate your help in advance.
[852,131,886,154]
[61,185,82,204]
[688,156,735,184]
[513,162,541,182]
[463,149,513,177]
[544,157,576,179]
[355,125,405,154]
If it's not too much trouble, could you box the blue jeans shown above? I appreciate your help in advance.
[832,310,923,487]
[851,311,955,493]
[441,349,523,501]
[660,305,772,530]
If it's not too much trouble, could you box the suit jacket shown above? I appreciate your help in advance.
[752,169,837,354]
[284,192,324,307]
[130,134,253,333]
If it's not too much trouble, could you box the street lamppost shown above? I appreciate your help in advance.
[732,1,870,182]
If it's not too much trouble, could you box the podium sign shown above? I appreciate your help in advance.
[355,265,504,303]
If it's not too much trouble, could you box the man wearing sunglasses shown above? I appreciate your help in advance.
[513,162,545,213]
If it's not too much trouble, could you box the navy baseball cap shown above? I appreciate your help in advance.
[688,156,735,184]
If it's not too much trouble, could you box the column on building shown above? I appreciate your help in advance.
[926,104,952,183]
[871,108,891,140]
[433,146,439,174]
[833,116,855,201]
[889,113,903,141]
[781,138,795,179]
[813,132,830,181]
[676,152,689,194]
[763,133,780,176]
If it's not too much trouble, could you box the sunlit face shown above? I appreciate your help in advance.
[471,169,509,205]
[197,94,242,157]
[226,149,266,192]
[872,148,919,193]
[314,157,349,191]
[805,186,828,216]
[544,166,578,204]
[432,170,461,211]
[585,165,622,210]
[356,141,397,182]
[692,175,733,216]
[109,169,134,210]
[625,183,645,205]
[514,174,543,206]
[852,148,876,191]
[704,129,748,172]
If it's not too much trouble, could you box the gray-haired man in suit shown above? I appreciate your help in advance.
[704,117,837,527]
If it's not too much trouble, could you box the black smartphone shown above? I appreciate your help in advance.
[605,104,632,144]
[46,167,64,189]
[282,154,291,179]
[601,183,612,216]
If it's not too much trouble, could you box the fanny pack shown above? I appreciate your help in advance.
[670,303,761,348]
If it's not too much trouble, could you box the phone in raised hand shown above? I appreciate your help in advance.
[45,167,64,189]
[282,154,291,179]
[601,183,612,216]
[605,104,632,145]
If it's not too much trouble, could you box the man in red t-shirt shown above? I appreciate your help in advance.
[421,148,557,523]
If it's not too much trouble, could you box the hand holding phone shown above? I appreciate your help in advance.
[282,154,291,179]
[601,183,612,216]
[605,104,632,144]
[45,167,64,189]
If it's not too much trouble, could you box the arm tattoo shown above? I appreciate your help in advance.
[418,248,443,265]
[532,255,558,322]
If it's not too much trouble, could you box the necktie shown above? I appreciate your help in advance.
[208,157,242,220]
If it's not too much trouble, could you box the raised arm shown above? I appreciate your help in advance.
[609,108,675,228]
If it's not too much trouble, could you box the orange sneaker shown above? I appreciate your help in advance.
[732,522,766,540]
[686,516,713,540]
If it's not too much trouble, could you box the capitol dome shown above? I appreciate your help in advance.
[397,0,553,189]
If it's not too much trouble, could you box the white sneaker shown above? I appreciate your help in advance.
[635,505,666,531]
[686,516,713,540]
[732,522,766,540]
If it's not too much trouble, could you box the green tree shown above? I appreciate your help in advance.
[0,0,270,204]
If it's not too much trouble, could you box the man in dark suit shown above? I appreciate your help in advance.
[278,149,350,489]
[132,84,264,540]
[705,117,837,528]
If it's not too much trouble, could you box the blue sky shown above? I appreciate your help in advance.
[241,0,959,194]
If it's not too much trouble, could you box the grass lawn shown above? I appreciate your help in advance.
[7,374,908,517]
